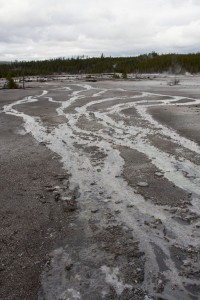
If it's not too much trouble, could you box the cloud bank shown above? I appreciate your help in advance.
[0,0,200,60]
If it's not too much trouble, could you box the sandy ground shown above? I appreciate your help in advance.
[0,76,200,300]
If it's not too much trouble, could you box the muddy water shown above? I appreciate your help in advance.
[3,81,200,300]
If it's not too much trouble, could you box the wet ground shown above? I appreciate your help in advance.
[0,76,200,300]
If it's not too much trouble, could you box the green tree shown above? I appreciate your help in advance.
[6,73,18,89]
[112,73,120,79]
[122,72,127,79]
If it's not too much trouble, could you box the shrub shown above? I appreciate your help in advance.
[122,72,127,79]
[6,74,18,89]
[112,73,120,79]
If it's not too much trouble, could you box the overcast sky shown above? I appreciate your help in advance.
[0,0,200,61]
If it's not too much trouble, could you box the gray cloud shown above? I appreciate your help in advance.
[0,0,200,60]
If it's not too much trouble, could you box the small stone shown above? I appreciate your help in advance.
[0,266,6,272]
[183,260,191,267]
[91,209,99,213]
[62,196,76,212]
[62,202,76,212]
[46,187,56,192]
[155,172,164,177]
[103,199,110,203]
[155,218,162,225]
[54,193,60,201]
[156,279,165,293]
[127,204,134,208]
[53,186,61,191]
[65,262,73,271]
[61,196,72,201]
[137,182,149,187]
[144,296,154,300]
[170,208,177,213]
[187,248,193,253]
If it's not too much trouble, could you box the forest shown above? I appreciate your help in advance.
[0,52,200,77]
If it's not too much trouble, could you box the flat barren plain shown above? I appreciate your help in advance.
[0,75,200,300]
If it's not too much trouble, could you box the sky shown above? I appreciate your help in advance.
[0,0,200,61]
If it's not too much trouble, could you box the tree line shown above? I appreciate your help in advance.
[1,52,200,77]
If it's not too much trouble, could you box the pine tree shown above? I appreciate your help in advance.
[6,73,18,89]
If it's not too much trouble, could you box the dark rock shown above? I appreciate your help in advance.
[91,209,99,213]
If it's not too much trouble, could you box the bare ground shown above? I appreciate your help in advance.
[0,77,200,300]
